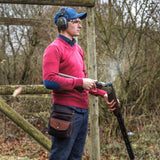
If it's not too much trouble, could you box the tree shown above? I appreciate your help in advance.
[95,0,160,108]
[0,4,57,85]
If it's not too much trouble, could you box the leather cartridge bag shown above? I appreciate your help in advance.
[48,104,75,138]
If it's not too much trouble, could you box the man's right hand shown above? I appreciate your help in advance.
[82,78,97,91]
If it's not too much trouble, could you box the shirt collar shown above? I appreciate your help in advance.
[58,34,76,47]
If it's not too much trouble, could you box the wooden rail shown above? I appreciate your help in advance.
[0,0,95,7]
[0,17,50,26]
[0,85,51,95]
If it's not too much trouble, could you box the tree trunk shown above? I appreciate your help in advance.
[0,96,51,152]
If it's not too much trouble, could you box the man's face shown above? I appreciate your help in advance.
[64,18,82,39]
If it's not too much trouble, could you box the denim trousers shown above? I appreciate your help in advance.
[49,106,89,160]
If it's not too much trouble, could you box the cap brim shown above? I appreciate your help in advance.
[72,12,87,20]
[78,12,87,20]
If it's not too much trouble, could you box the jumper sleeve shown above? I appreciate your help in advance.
[43,45,83,90]
[89,88,107,97]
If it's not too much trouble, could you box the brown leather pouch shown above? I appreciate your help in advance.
[48,104,75,138]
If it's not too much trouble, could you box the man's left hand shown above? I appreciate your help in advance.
[103,93,117,111]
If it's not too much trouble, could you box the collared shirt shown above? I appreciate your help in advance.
[58,34,76,47]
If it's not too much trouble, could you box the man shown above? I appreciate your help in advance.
[43,7,116,160]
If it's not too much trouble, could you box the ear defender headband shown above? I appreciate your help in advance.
[57,7,68,31]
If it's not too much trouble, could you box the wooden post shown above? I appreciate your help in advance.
[0,97,51,152]
[87,7,100,160]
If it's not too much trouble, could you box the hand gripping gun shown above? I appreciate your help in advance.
[96,81,135,160]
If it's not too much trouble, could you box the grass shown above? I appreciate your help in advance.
[98,110,160,160]
[0,134,49,160]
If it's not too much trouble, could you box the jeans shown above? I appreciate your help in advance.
[49,106,89,160]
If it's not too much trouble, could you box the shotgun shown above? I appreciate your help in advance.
[96,81,135,160]
[58,73,135,159]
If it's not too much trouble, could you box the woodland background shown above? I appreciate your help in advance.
[0,0,160,159]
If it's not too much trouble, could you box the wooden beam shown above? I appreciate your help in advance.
[0,97,51,152]
[0,85,51,95]
[0,0,95,7]
[0,17,50,26]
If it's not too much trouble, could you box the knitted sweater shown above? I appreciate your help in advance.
[43,35,106,109]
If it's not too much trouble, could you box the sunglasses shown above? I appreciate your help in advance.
[68,19,81,24]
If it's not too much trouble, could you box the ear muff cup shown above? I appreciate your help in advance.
[57,16,68,31]
[57,7,68,31]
